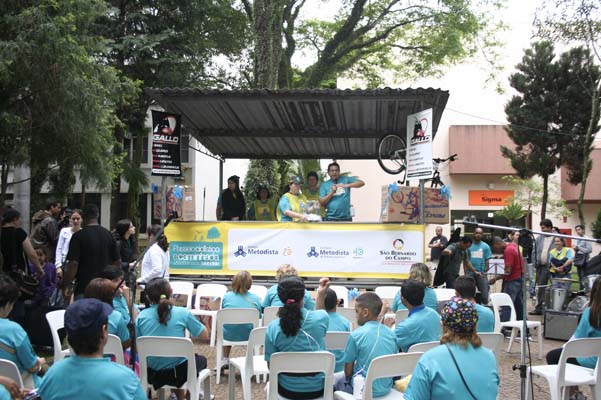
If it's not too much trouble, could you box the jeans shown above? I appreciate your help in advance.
[527,263,535,297]
[471,272,489,305]
[445,272,459,289]
[534,265,550,312]
[576,263,587,290]
[501,279,523,321]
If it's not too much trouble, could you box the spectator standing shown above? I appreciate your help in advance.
[467,227,493,304]
[573,224,592,290]
[113,219,137,287]
[28,248,57,306]
[30,201,61,263]
[138,224,169,284]
[277,176,309,222]
[38,298,145,399]
[530,219,556,315]
[304,171,325,218]
[441,236,474,289]
[63,204,120,299]
[319,162,364,222]
[247,186,276,221]
[428,226,448,263]
[216,175,245,221]
[54,209,82,271]
[454,275,494,333]
[489,237,524,321]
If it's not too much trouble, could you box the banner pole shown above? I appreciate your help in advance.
[160,176,167,228]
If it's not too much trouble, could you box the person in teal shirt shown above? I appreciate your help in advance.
[38,298,146,400]
[467,227,493,304]
[319,162,364,221]
[454,275,495,333]
[405,296,499,400]
[0,276,46,389]
[263,264,315,310]
[101,264,139,325]
[333,291,397,397]
[265,276,329,399]
[136,278,209,399]
[324,288,351,373]
[220,271,263,369]
[391,263,438,312]
[390,280,441,352]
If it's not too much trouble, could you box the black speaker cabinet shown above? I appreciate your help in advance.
[544,310,582,341]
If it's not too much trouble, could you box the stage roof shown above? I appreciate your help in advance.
[146,87,449,159]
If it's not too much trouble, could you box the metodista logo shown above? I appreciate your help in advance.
[392,239,404,250]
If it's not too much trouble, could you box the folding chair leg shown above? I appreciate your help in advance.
[202,374,211,400]
[536,327,543,360]
[590,383,599,400]
[228,365,236,400]
[507,327,517,353]
[210,318,217,347]
[215,344,223,385]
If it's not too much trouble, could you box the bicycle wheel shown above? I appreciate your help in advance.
[377,134,407,175]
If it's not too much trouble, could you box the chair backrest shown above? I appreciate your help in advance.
[262,306,281,327]
[249,284,268,301]
[395,309,409,325]
[337,307,357,330]
[268,351,335,400]
[490,292,517,327]
[137,336,198,399]
[479,332,504,355]
[104,334,125,365]
[193,283,228,309]
[325,331,350,351]
[245,327,267,376]
[557,338,601,388]
[433,288,456,303]
[0,359,23,388]
[45,309,68,361]
[216,308,260,343]
[170,281,195,309]
[407,341,440,353]
[363,353,423,399]
[375,286,401,301]
[329,285,349,306]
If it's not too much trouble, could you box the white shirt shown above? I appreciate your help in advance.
[139,243,169,283]
[55,227,75,268]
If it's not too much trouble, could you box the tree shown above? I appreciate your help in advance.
[243,159,281,204]
[494,201,526,226]
[592,209,601,239]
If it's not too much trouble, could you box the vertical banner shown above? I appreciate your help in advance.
[151,110,182,176]
[406,108,434,180]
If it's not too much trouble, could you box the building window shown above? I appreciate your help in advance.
[180,128,190,164]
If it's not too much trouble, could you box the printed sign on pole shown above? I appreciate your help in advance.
[406,108,434,180]
[151,110,182,176]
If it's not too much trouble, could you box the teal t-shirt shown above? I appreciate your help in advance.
[344,320,397,397]
[394,306,442,352]
[392,287,438,312]
[113,295,131,325]
[319,176,358,220]
[222,291,263,341]
[574,308,601,368]
[327,311,352,372]
[38,356,146,400]
[108,310,130,343]
[475,304,495,333]
[468,242,492,272]
[265,309,329,394]
[0,318,39,386]
[262,284,315,310]
[0,385,9,400]
[135,305,204,370]
[405,343,499,400]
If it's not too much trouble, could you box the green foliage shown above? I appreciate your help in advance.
[592,208,601,240]
[494,200,526,226]
[243,159,281,202]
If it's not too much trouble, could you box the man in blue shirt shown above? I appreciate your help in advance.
[467,228,493,304]
[38,299,146,400]
[454,275,494,333]
[319,162,364,221]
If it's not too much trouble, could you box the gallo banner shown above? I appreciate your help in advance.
[164,222,424,278]
[406,108,434,180]
[151,110,182,176]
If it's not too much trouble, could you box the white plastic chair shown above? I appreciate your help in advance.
[0,359,24,388]
[249,284,268,302]
[46,309,70,361]
[192,283,228,346]
[334,352,423,400]
[170,281,195,309]
[325,331,350,351]
[337,307,357,330]
[407,340,440,353]
[526,337,601,400]
[433,288,456,303]
[479,332,505,356]
[330,285,349,306]
[262,306,281,327]
[267,351,335,400]
[137,336,211,400]
[228,327,269,400]
[490,292,543,359]
[375,286,402,301]
[215,308,260,385]
[395,309,409,325]
[104,334,125,365]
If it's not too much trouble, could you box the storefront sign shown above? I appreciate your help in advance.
[151,110,182,176]
[468,190,514,206]
[165,222,424,278]
[406,108,434,180]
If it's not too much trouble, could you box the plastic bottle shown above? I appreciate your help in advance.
[353,374,365,399]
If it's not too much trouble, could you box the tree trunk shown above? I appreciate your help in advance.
[253,0,285,89]
[541,174,548,220]
[81,181,87,209]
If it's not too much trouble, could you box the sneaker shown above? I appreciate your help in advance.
[569,392,587,400]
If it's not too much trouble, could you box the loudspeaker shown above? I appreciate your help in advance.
[544,310,582,341]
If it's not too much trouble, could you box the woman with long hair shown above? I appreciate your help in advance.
[113,219,137,276]
[84,278,130,349]
[391,263,438,311]
[135,278,208,400]
[54,209,82,270]
[405,297,499,399]
[264,276,329,399]
[216,175,245,221]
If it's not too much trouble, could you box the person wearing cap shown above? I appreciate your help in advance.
[388,279,441,352]
[319,162,364,222]
[404,297,499,400]
[277,176,309,222]
[247,185,276,221]
[216,175,246,221]
[38,298,146,399]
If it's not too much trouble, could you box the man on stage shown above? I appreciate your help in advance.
[319,162,364,222]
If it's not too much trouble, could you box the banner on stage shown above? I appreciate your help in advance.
[151,110,182,176]
[164,222,424,278]
[406,108,434,180]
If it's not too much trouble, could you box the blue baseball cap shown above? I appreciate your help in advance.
[65,298,111,336]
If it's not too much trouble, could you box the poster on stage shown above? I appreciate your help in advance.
[406,108,434,180]
[380,186,449,224]
[153,186,195,221]
[151,110,182,176]
[165,221,425,278]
